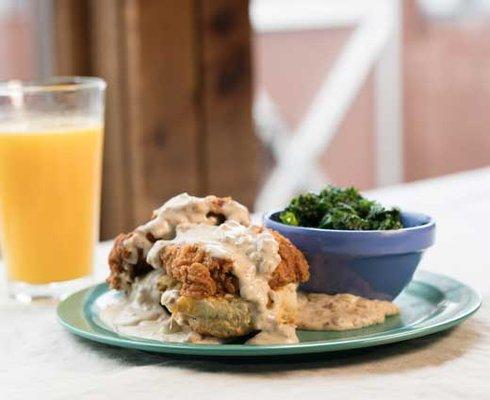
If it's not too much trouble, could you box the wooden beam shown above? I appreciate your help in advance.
[123,0,201,224]
[90,0,134,238]
[52,0,256,237]
[199,0,258,208]
[52,0,90,75]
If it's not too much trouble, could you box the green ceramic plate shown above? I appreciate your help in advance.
[57,271,481,356]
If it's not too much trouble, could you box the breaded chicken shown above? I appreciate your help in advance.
[160,244,239,299]
[105,194,310,342]
[268,230,310,290]
[159,229,309,299]
[107,233,153,291]
[108,228,309,296]
[107,193,250,292]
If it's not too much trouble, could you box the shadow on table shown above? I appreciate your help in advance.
[73,319,483,376]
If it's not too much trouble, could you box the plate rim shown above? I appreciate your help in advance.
[57,270,482,356]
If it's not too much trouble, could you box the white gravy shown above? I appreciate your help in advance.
[122,193,250,266]
[98,269,221,343]
[297,292,399,331]
[103,194,298,344]
[147,221,299,344]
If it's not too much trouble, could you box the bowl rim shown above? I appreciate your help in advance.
[263,210,435,235]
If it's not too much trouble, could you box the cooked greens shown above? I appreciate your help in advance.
[279,186,403,230]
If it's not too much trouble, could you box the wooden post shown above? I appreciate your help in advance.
[121,0,203,225]
[90,0,134,238]
[52,0,257,239]
[200,0,258,207]
[52,0,91,75]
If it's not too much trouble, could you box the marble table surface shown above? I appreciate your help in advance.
[1,168,489,400]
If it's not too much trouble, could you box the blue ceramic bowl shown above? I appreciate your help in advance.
[264,211,435,300]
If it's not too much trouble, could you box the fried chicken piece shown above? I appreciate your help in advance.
[161,245,239,299]
[160,229,309,299]
[107,233,153,291]
[268,230,310,290]
[107,193,250,291]
[107,223,308,340]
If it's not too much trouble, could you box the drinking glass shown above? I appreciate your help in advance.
[0,77,106,302]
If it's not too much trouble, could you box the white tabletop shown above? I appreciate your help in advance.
[1,168,489,400]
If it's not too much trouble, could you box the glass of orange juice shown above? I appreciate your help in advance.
[0,77,106,302]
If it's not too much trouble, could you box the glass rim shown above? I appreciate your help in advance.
[0,76,107,95]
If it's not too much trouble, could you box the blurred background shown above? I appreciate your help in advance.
[1,0,489,239]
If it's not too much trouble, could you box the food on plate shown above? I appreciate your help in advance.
[104,193,309,344]
[102,192,400,345]
[107,193,250,292]
[298,292,399,331]
[279,185,403,230]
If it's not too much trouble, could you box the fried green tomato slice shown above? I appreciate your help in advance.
[170,295,254,338]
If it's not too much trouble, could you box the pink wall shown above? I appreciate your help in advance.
[254,29,375,190]
[404,11,490,181]
[0,9,37,80]
[254,14,490,190]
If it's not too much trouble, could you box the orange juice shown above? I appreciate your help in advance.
[0,120,103,284]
